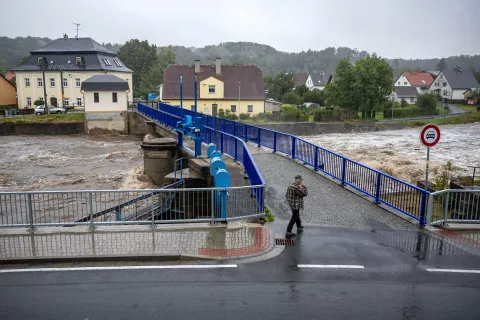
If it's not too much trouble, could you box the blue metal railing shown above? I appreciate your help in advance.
[153,102,428,225]
[138,104,265,213]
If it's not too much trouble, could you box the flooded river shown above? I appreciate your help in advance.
[304,123,480,183]
[0,135,155,191]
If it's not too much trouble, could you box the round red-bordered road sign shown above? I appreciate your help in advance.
[420,124,441,147]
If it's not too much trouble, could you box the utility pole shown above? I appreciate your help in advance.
[60,69,65,110]
[41,58,49,115]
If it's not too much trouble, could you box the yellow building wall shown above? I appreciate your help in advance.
[163,99,265,115]
[15,71,133,108]
[0,77,17,106]
[199,77,224,99]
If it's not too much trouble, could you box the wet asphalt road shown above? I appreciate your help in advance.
[1,226,479,319]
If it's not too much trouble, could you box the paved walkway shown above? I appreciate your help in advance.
[0,223,273,262]
[252,150,416,230]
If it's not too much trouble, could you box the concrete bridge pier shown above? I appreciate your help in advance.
[140,138,179,186]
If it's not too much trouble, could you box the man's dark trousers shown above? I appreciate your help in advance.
[287,209,302,233]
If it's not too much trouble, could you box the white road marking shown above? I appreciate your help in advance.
[297,264,365,269]
[0,265,237,273]
[426,268,480,274]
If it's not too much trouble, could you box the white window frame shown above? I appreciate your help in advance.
[103,59,112,66]
[26,97,32,106]
[37,78,43,87]
[404,82,407,85]
[63,98,69,106]
[114,60,122,67]
[37,57,42,66]
[248,105,253,112]
[50,78,55,88]
[76,57,82,66]
[75,78,81,87]
[63,78,68,88]
[76,98,82,106]
[25,78,30,87]
[231,105,236,112]
[208,85,215,94]
[38,97,44,101]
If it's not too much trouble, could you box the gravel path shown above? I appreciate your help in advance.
[253,152,416,231]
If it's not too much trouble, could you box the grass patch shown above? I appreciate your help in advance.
[401,112,480,127]
[265,206,274,222]
[454,104,478,113]
[458,176,480,186]
[0,113,84,124]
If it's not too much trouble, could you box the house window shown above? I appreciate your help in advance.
[443,90,449,96]
[38,97,44,101]
[231,105,237,112]
[50,78,55,87]
[37,78,43,87]
[25,78,30,87]
[410,98,414,103]
[37,57,42,66]
[75,78,81,87]
[208,85,215,93]
[114,60,122,67]
[102,59,112,66]
[191,106,195,111]
[397,82,400,85]
[76,98,82,106]
[26,97,31,106]
[63,98,69,106]
[440,75,443,79]
[443,82,447,87]
[248,105,253,112]
[94,92,99,103]
[112,92,118,103]
[76,57,82,66]
[404,82,407,85]
[63,78,68,88]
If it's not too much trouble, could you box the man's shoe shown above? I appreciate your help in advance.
[286,232,296,238]
[298,226,304,233]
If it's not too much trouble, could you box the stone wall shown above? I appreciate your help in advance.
[0,122,85,135]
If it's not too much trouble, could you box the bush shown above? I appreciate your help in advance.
[416,93,437,114]
[218,108,225,118]
[283,92,303,105]
[239,113,250,120]
[34,100,44,106]
[383,106,420,118]
[280,104,300,121]
[400,99,408,108]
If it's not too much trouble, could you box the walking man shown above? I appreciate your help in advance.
[285,175,308,238]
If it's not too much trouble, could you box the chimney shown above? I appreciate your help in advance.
[63,33,68,39]
[194,60,200,73]
[216,57,221,75]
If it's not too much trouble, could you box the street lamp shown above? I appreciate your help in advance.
[40,58,49,114]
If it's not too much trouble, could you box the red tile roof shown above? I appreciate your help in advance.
[294,73,308,86]
[162,64,264,100]
[4,71,15,81]
[403,72,434,87]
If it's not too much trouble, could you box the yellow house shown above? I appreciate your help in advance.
[162,58,265,115]
[0,74,17,107]
[12,35,133,109]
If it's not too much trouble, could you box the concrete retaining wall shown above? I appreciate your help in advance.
[255,122,408,136]
[0,122,85,135]
[86,112,126,135]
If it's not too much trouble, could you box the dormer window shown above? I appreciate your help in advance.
[103,59,112,66]
[37,57,42,66]
[76,57,82,66]
[114,60,122,67]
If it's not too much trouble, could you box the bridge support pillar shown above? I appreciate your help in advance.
[141,138,178,187]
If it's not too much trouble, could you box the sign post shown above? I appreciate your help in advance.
[420,124,441,190]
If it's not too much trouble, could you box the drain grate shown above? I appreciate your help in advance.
[276,238,295,246]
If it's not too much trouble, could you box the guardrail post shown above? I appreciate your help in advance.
[27,194,36,232]
[273,132,277,153]
[257,128,261,147]
[115,207,121,222]
[341,158,346,186]
[89,192,96,231]
[314,146,319,171]
[292,137,296,159]
[426,193,434,226]
[419,192,427,227]
[443,192,450,225]
[150,191,157,228]
[211,190,215,224]
[244,125,248,142]
[220,134,224,153]
[375,172,381,204]
[234,139,238,161]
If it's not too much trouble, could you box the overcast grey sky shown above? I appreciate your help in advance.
[1,0,479,59]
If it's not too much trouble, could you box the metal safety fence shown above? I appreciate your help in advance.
[0,185,264,229]
[427,189,480,225]
[154,103,428,225]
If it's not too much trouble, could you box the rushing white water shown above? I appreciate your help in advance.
[303,123,480,183]
[0,135,155,191]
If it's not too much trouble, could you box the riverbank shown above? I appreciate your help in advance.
[0,114,86,135]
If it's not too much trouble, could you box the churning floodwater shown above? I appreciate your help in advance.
[0,135,155,191]
[304,123,480,183]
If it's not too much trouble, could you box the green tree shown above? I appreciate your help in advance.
[280,104,299,121]
[416,93,437,114]
[436,58,447,71]
[267,73,295,101]
[118,39,159,97]
[400,99,408,108]
[294,84,309,97]
[303,88,324,105]
[283,92,303,105]
[137,47,175,98]
[323,59,357,110]
[34,99,44,106]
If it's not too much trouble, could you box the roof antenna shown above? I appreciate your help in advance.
[71,22,82,39]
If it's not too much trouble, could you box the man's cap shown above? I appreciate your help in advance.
[295,175,303,180]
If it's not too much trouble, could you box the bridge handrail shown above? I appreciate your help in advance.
[155,102,429,225]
